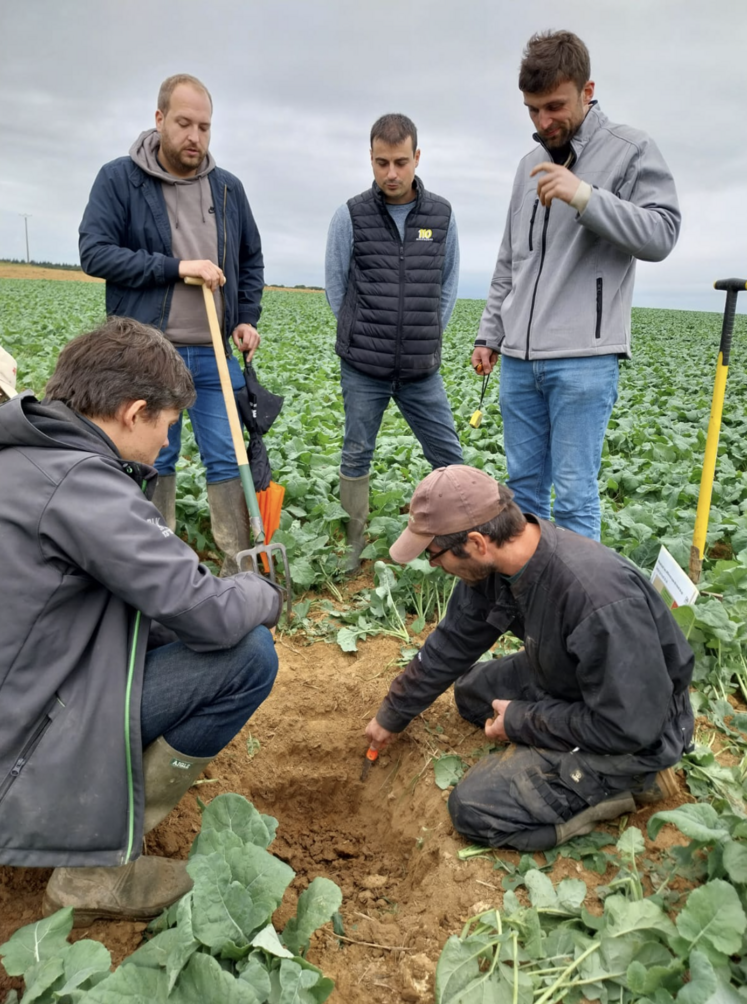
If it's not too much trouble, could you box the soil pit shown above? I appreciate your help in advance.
[0,634,693,1003]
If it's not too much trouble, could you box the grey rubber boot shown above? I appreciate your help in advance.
[554,791,636,846]
[339,473,369,574]
[207,478,251,577]
[42,738,214,926]
[151,473,176,532]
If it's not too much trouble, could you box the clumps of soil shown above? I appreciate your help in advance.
[0,634,697,1004]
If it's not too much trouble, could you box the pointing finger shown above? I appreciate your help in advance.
[530,161,554,178]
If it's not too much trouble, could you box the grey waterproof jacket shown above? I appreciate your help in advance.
[376,519,694,768]
[0,394,281,867]
[476,104,681,359]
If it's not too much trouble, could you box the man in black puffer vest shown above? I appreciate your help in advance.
[325,114,463,572]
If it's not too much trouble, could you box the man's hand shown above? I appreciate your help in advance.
[471,346,499,375]
[232,324,260,360]
[178,259,226,291]
[365,717,395,751]
[485,699,512,742]
[530,163,581,208]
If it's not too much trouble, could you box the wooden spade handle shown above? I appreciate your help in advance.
[184,277,263,534]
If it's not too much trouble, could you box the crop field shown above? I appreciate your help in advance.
[2,273,747,1003]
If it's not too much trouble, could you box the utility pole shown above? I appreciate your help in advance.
[19,214,31,264]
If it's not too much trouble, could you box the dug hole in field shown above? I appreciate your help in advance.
[0,632,692,1004]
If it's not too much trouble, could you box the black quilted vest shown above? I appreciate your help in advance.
[335,178,452,383]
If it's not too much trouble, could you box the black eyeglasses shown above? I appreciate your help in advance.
[426,545,451,564]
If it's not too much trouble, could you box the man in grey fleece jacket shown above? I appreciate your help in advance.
[79,73,265,575]
[0,319,282,924]
[472,31,680,541]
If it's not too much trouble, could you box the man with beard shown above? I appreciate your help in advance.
[365,466,693,850]
[472,31,680,541]
[80,74,263,574]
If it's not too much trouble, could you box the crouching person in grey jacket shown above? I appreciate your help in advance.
[0,318,282,924]
[366,466,694,851]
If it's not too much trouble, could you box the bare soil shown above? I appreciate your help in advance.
[0,631,694,1003]
[0,263,103,282]
[0,263,322,293]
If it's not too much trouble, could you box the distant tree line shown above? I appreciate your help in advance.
[267,283,324,291]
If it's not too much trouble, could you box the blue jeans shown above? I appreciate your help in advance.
[141,626,278,757]
[499,354,619,540]
[339,360,463,478]
[156,346,245,484]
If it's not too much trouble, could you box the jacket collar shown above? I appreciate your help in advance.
[371,175,425,208]
[510,516,558,598]
[569,101,605,158]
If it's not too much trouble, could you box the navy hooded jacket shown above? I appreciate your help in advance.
[79,158,263,338]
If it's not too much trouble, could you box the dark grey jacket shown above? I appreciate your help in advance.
[0,394,281,867]
[377,519,693,760]
[335,180,452,382]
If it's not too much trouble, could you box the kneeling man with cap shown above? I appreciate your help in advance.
[366,466,694,850]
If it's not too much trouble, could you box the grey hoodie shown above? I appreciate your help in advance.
[130,129,224,345]
[0,393,281,866]
[477,104,680,360]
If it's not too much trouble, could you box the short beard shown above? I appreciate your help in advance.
[159,136,200,174]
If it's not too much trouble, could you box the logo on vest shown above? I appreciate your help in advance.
[416,229,433,241]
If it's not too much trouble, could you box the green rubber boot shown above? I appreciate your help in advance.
[142,736,214,833]
[42,738,214,926]
[340,473,369,575]
[207,478,251,577]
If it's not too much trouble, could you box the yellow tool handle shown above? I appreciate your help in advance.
[184,277,249,469]
[690,355,729,582]
[689,279,746,584]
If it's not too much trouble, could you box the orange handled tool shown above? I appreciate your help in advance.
[360,746,379,782]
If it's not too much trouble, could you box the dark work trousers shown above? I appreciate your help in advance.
[448,650,689,851]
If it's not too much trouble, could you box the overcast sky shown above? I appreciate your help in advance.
[2,0,745,312]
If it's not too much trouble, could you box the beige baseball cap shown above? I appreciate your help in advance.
[390,465,505,564]
[0,346,18,400]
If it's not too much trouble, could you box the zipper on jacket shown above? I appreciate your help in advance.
[121,610,142,864]
[525,205,551,359]
[0,713,53,804]
[528,199,539,252]
[221,184,228,274]
[379,190,419,383]
[392,242,406,387]
[221,184,229,343]
[595,277,603,339]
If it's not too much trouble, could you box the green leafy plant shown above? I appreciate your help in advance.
[437,827,747,1003]
[0,794,341,1004]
